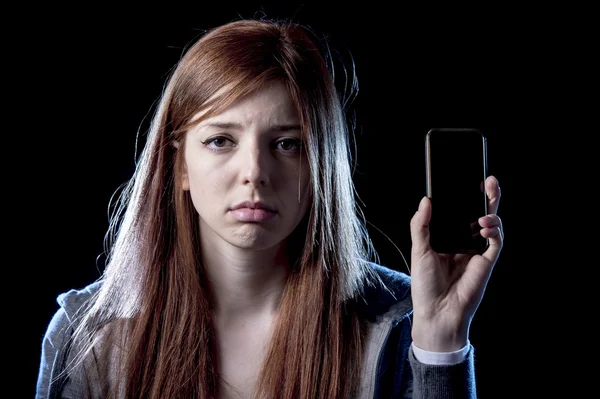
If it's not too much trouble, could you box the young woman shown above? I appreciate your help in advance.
[36,18,504,398]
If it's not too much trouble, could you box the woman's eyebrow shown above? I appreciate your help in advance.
[268,123,302,133]
[200,122,243,130]
[200,122,301,133]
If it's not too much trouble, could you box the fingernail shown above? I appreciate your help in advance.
[419,196,426,211]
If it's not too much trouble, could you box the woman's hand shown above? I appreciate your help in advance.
[409,175,504,352]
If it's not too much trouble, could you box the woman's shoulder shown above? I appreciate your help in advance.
[42,281,102,340]
[55,281,102,320]
[358,262,413,321]
[366,262,411,289]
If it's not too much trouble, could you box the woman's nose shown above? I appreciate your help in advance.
[241,145,271,187]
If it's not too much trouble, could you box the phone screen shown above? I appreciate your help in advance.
[426,128,488,254]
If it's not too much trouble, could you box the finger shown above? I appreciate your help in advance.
[473,215,502,240]
[472,212,501,234]
[486,175,501,215]
[478,214,501,229]
[480,214,504,264]
[410,196,432,253]
[479,214,504,240]
[480,226,503,239]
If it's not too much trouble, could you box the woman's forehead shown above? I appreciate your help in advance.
[191,81,300,133]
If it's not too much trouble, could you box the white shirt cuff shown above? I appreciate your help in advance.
[411,341,470,365]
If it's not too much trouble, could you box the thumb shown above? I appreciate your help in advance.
[410,196,432,253]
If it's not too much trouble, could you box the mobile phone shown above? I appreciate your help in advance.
[425,128,489,254]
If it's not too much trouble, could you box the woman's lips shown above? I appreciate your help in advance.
[229,208,277,222]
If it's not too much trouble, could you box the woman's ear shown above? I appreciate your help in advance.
[173,140,190,191]
[181,165,190,191]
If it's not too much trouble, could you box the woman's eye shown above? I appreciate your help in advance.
[276,138,303,152]
[203,136,234,149]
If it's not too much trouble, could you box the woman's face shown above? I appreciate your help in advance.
[181,80,311,252]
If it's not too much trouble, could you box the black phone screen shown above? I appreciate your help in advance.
[426,128,488,254]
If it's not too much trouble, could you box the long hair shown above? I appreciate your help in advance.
[65,18,382,398]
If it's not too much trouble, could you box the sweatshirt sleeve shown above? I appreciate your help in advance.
[379,316,478,398]
[408,343,477,398]
[36,306,72,399]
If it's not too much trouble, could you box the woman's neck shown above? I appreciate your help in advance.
[201,239,290,320]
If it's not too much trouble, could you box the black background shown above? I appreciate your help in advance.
[17,2,588,397]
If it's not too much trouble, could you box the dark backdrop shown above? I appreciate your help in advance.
[20,3,569,397]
